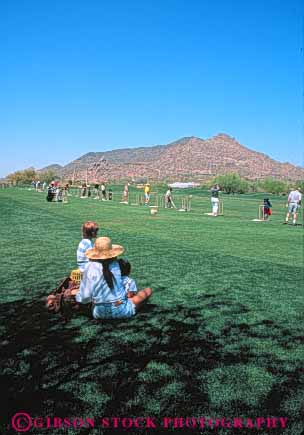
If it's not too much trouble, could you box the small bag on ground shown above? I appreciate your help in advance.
[46,272,90,317]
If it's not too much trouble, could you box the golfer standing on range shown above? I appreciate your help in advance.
[284,187,302,225]
[144,183,151,205]
[210,184,221,216]
[165,187,173,208]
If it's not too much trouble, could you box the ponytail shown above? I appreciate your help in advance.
[98,259,115,289]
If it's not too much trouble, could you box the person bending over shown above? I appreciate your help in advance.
[263,198,272,220]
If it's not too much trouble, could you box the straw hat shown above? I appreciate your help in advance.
[85,237,124,260]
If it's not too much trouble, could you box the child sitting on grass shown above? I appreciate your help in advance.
[77,221,99,272]
[118,258,138,298]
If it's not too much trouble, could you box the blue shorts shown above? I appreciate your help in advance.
[288,202,299,213]
[93,299,136,319]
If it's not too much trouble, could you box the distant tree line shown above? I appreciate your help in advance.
[7,168,59,185]
[212,173,303,195]
[5,168,304,195]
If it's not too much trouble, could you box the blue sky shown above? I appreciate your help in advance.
[0,0,303,177]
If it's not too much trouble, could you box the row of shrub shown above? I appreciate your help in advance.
[213,173,303,195]
[6,168,57,185]
[5,168,304,195]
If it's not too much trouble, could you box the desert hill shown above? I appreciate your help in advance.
[38,164,63,173]
[40,134,304,182]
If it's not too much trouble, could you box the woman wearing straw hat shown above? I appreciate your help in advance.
[76,237,152,319]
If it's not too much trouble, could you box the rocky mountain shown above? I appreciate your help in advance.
[40,134,304,182]
[37,164,63,173]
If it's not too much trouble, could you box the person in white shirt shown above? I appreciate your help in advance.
[101,182,107,200]
[122,183,129,202]
[77,221,99,272]
[165,187,173,208]
[284,188,302,225]
[210,184,220,216]
[76,237,152,319]
[118,258,138,297]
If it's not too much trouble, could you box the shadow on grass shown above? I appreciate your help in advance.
[0,299,84,421]
[0,296,303,434]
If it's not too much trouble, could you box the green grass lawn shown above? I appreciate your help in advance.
[0,187,303,434]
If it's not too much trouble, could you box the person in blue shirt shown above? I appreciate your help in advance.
[118,258,138,297]
[76,237,152,319]
[77,221,99,272]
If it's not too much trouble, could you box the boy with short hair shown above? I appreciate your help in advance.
[263,198,272,220]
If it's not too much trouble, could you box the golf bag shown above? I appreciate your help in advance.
[46,276,91,317]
